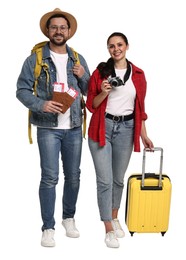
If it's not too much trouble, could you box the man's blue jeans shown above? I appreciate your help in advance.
[88,118,134,221]
[37,126,82,231]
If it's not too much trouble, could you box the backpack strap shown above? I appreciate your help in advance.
[31,41,49,95]
[70,48,87,139]
[28,41,49,144]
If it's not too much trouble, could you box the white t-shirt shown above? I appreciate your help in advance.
[106,67,136,116]
[50,51,71,129]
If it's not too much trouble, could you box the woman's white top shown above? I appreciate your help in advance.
[106,67,136,116]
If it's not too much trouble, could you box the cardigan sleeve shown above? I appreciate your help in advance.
[86,69,101,113]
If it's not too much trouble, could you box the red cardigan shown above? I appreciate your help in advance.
[86,61,148,152]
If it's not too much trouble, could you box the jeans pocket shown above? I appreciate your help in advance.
[124,119,134,128]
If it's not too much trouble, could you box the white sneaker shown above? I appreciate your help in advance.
[105,231,120,248]
[62,218,80,238]
[111,219,125,238]
[41,229,55,247]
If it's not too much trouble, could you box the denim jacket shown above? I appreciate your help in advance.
[16,42,90,128]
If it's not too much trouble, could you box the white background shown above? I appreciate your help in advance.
[1,0,185,259]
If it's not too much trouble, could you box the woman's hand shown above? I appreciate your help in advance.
[92,80,112,109]
[141,135,154,150]
[101,80,112,94]
[141,121,154,150]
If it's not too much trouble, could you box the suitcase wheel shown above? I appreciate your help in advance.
[129,231,166,236]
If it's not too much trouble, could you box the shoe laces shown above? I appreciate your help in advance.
[65,219,77,230]
[112,219,122,230]
[44,229,54,239]
[106,231,117,241]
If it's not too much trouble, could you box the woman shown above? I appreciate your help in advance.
[86,32,154,248]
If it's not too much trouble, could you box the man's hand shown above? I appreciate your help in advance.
[43,100,63,113]
[72,64,85,78]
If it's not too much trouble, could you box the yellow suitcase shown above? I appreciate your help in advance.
[125,147,172,236]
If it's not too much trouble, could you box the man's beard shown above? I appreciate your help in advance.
[50,33,67,46]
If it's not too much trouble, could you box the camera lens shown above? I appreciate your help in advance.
[111,80,118,87]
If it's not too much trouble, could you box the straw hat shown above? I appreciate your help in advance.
[40,8,77,38]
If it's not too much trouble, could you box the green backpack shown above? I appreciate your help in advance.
[28,41,86,144]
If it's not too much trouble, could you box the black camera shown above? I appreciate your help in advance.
[108,76,123,87]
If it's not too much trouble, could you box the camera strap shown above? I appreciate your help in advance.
[112,59,131,85]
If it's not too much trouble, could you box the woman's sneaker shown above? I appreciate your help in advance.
[105,231,120,248]
[111,219,125,238]
[41,229,55,247]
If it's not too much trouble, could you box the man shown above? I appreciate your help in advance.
[16,8,90,247]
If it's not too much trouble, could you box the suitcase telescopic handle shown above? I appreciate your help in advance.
[141,147,163,188]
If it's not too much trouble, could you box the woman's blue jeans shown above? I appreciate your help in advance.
[37,127,82,231]
[88,118,134,221]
